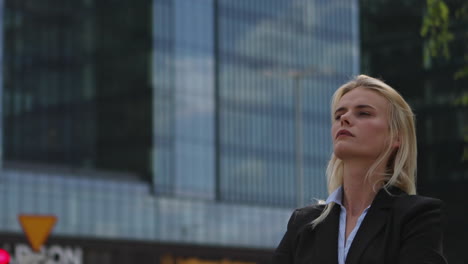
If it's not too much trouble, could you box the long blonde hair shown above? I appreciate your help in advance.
[312,75,417,227]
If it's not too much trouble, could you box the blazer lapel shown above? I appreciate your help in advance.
[310,204,341,264]
[345,187,400,264]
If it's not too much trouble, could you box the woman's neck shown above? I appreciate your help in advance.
[342,162,384,217]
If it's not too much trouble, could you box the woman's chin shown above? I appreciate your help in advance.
[334,151,352,160]
[333,145,354,159]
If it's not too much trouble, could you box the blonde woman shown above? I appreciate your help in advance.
[273,75,447,264]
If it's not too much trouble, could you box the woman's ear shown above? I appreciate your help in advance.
[392,134,401,149]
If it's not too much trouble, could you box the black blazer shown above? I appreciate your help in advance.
[272,187,447,264]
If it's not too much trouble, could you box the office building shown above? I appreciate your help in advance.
[0,0,358,263]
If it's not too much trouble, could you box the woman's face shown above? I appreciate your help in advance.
[332,87,393,161]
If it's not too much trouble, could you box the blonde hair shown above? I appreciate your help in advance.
[312,75,417,227]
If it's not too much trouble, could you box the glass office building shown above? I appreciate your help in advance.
[360,0,467,263]
[0,0,358,263]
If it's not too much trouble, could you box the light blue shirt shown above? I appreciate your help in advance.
[325,186,370,264]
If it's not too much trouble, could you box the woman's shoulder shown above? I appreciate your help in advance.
[285,204,327,229]
[392,192,444,209]
[377,187,444,210]
[295,203,327,216]
[389,192,445,221]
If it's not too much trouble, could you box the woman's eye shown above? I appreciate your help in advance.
[334,115,341,120]
[359,112,370,116]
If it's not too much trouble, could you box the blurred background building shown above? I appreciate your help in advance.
[0,0,358,263]
[0,0,466,263]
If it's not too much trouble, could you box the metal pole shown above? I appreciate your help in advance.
[294,76,304,207]
[264,68,321,207]
[0,0,4,170]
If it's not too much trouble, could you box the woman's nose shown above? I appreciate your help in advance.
[340,113,351,126]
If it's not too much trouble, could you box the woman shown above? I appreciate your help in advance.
[272,75,447,264]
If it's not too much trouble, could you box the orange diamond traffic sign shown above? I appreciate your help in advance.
[18,214,57,252]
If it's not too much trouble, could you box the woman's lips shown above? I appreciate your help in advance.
[336,129,354,139]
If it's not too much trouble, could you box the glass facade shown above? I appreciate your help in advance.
[152,0,359,207]
[360,0,467,263]
[217,0,358,207]
[2,0,152,181]
[0,169,289,248]
[0,0,359,256]
[152,0,216,198]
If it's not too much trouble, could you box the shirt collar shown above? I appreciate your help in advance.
[325,186,344,206]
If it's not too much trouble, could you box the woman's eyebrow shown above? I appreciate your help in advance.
[334,104,376,115]
[334,107,346,115]
[355,104,376,110]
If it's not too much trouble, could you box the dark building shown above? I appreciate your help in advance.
[2,0,153,180]
[360,0,468,263]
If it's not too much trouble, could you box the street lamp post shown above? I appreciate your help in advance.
[292,74,304,208]
[264,68,324,207]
